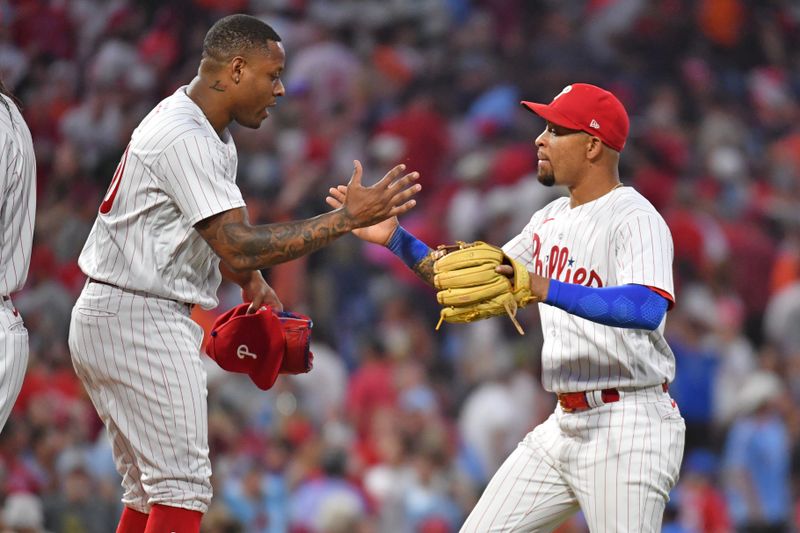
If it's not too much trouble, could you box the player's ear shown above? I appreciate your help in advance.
[585,136,603,161]
[230,56,246,85]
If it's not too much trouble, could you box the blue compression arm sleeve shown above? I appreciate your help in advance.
[545,280,669,330]
[386,226,431,269]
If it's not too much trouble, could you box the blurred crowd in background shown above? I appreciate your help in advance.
[1,0,800,531]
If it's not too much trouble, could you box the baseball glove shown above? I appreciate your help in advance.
[433,241,538,334]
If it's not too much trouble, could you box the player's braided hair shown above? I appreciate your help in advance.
[203,14,282,63]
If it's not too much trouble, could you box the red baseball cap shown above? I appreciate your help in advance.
[205,304,313,390]
[521,83,630,152]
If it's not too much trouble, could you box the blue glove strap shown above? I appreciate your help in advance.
[545,280,668,330]
[386,226,431,269]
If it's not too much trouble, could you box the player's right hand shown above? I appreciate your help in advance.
[326,184,399,245]
[340,161,420,229]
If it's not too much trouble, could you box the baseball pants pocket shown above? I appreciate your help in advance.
[653,395,683,421]
[0,305,28,432]
[76,307,117,318]
[74,281,122,317]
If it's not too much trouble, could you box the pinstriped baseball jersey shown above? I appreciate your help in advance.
[503,186,675,393]
[0,94,36,296]
[78,86,245,309]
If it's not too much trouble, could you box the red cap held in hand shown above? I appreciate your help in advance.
[206,304,313,390]
[521,83,630,152]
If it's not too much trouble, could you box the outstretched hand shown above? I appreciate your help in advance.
[326,184,400,245]
[339,161,420,230]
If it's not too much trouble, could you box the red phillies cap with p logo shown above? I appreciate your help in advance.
[521,83,630,152]
[205,304,313,390]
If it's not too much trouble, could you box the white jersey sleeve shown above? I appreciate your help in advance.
[0,95,35,295]
[613,210,675,301]
[156,136,245,227]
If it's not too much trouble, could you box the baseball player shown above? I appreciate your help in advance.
[68,14,420,533]
[327,83,685,531]
[0,80,36,434]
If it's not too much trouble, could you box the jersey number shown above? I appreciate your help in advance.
[99,145,130,214]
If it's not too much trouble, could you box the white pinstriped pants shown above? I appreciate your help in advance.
[0,298,28,431]
[461,386,685,532]
[68,281,211,513]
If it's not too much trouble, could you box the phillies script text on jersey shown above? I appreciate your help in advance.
[530,233,604,288]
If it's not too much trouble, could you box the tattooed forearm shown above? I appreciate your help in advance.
[412,253,436,286]
[209,80,226,92]
[197,208,354,271]
[219,261,255,286]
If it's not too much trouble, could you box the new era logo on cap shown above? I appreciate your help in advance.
[520,83,630,152]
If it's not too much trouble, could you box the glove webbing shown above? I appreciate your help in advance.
[435,298,525,335]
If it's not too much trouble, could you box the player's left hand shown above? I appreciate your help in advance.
[341,161,420,228]
[434,242,543,334]
[326,184,398,245]
[242,270,283,313]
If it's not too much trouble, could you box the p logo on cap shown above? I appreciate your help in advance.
[205,303,313,390]
[520,83,630,152]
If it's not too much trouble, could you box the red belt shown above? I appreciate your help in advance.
[558,382,669,413]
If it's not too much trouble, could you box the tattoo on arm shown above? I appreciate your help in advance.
[209,80,225,92]
[412,254,436,286]
[197,208,354,271]
[219,260,255,286]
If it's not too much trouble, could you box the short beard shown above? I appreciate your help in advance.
[537,171,555,187]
